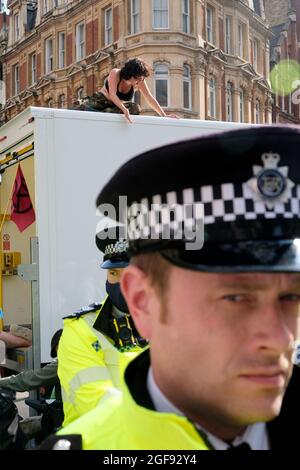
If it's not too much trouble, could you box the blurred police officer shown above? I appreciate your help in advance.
[45,125,300,449]
[57,227,145,427]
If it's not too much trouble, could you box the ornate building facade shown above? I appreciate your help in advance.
[265,0,300,124]
[0,0,273,123]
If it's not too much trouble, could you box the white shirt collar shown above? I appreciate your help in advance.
[204,423,269,450]
[147,367,269,450]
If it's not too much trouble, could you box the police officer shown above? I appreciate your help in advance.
[44,125,300,450]
[57,227,145,427]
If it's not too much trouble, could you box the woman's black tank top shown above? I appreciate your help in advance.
[105,79,134,101]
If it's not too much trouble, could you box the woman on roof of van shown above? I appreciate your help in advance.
[75,58,179,123]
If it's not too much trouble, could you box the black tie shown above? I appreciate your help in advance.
[227,442,252,451]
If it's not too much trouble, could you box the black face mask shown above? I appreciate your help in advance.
[106,281,129,313]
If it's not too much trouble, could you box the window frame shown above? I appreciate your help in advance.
[253,38,258,70]
[288,92,293,115]
[226,82,233,122]
[237,21,244,58]
[77,87,84,100]
[76,22,85,62]
[131,0,140,34]
[208,76,216,118]
[183,64,192,110]
[206,5,214,44]
[239,89,245,123]
[13,63,20,96]
[58,32,66,69]
[104,7,113,45]
[152,0,169,30]
[182,0,190,34]
[154,62,169,108]
[14,13,20,42]
[45,37,53,74]
[255,99,260,123]
[225,15,233,54]
[30,52,37,85]
[58,94,66,108]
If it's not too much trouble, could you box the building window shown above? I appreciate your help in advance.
[182,0,190,34]
[206,5,214,44]
[288,93,293,115]
[76,23,85,61]
[105,7,113,45]
[45,38,53,73]
[225,16,233,54]
[77,87,84,100]
[239,89,245,122]
[13,64,20,95]
[208,76,216,118]
[131,0,140,34]
[58,94,66,108]
[226,82,233,122]
[252,0,261,15]
[183,65,191,110]
[237,22,244,58]
[253,38,258,71]
[30,53,37,85]
[58,32,65,68]
[152,0,169,29]
[154,63,169,107]
[255,99,260,123]
[14,13,20,42]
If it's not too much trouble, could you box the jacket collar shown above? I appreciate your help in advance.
[92,295,115,339]
[92,295,146,349]
[122,349,209,449]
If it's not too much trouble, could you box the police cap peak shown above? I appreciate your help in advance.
[96,125,300,272]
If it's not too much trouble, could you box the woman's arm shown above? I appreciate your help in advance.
[106,69,133,123]
[139,81,179,118]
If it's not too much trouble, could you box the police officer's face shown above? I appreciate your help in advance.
[107,268,123,284]
[122,266,300,440]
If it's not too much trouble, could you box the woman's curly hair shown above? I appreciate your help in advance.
[120,58,150,80]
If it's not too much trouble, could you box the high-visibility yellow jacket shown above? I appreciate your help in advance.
[57,350,209,450]
[58,296,142,427]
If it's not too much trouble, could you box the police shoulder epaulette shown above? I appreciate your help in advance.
[38,434,82,450]
[63,302,102,320]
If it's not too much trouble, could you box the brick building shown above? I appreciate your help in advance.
[265,0,300,124]
[0,0,273,124]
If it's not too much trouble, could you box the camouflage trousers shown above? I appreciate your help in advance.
[72,92,141,115]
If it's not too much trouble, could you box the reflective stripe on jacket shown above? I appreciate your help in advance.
[57,351,209,450]
[58,299,141,427]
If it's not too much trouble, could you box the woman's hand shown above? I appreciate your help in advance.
[164,113,180,119]
[123,108,133,123]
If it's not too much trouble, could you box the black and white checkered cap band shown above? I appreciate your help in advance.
[126,183,300,240]
[104,239,129,256]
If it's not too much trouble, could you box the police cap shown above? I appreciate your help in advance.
[96,226,129,269]
[96,126,300,272]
